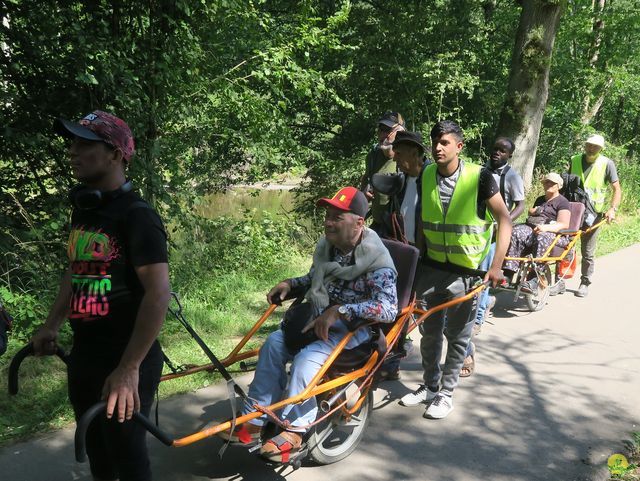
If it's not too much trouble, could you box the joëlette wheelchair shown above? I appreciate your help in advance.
[499,202,605,311]
[8,239,488,471]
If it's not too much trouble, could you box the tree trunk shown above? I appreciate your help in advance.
[581,76,613,125]
[496,0,565,188]
[588,0,605,67]
[612,94,625,143]
[483,0,497,21]
[628,110,640,159]
[580,0,607,125]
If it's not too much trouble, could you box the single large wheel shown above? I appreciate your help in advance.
[526,264,553,312]
[306,389,373,465]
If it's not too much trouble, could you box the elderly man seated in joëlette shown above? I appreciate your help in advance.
[220,186,398,463]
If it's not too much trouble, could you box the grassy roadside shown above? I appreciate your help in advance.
[595,214,640,257]
[606,432,640,480]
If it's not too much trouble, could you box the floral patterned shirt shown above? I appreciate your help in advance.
[288,249,398,325]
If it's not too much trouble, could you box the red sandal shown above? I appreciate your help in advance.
[218,423,262,445]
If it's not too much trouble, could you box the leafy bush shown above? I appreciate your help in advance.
[618,160,640,215]
[0,201,68,338]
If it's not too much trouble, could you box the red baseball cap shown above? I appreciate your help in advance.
[54,110,135,162]
[316,187,368,218]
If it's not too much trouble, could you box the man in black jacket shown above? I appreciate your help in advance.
[391,130,430,244]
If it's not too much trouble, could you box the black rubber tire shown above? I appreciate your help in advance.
[306,389,372,465]
[526,264,553,312]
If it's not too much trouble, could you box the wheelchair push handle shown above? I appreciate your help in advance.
[269,285,307,307]
[170,291,183,315]
[75,401,174,462]
[8,342,68,395]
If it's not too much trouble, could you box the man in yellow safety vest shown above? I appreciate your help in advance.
[399,120,512,419]
[569,134,622,298]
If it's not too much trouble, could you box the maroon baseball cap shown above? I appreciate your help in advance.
[54,110,135,162]
[316,187,368,218]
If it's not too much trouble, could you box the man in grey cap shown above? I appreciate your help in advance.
[360,111,406,236]
[568,134,622,297]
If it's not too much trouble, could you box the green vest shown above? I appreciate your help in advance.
[570,154,609,213]
[421,162,493,269]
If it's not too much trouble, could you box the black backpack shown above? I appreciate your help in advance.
[560,173,597,227]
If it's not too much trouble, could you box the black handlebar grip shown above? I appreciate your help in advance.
[8,343,34,395]
[8,343,68,395]
[75,401,173,463]
[132,411,174,447]
[75,401,107,462]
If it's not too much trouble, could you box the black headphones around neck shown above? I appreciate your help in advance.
[69,181,133,210]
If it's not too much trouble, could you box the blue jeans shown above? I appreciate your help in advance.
[475,242,496,325]
[242,322,370,432]
[466,243,495,358]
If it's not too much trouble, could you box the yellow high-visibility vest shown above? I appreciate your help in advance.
[421,162,493,269]
[570,154,609,213]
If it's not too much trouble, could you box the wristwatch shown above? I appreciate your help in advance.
[338,305,349,320]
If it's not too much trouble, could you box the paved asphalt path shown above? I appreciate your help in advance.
[2,244,639,481]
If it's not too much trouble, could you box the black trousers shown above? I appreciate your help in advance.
[67,342,163,481]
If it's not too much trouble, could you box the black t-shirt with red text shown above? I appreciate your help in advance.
[67,190,167,359]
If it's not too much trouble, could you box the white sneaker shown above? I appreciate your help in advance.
[399,385,437,407]
[424,390,454,419]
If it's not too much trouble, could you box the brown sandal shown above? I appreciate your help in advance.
[460,343,476,378]
[259,431,303,463]
[460,355,475,377]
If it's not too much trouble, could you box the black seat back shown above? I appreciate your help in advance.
[551,201,585,258]
[381,239,420,311]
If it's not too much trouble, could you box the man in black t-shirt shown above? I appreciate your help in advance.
[0,301,11,357]
[31,111,170,481]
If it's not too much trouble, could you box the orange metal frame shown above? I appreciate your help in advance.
[158,284,487,448]
[503,219,606,265]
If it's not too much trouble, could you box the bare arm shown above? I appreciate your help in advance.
[102,262,170,422]
[605,180,622,223]
[267,280,292,304]
[32,267,72,356]
[510,200,526,221]
[486,192,512,286]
